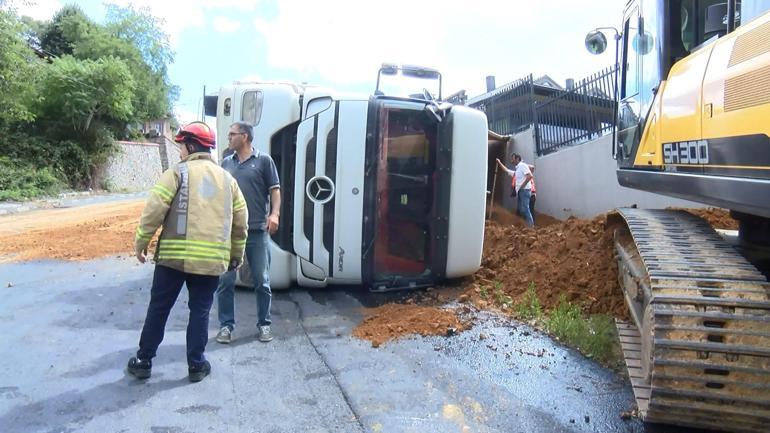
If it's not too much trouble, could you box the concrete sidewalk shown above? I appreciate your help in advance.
[0,191,145,216]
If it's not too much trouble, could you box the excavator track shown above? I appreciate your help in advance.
[610,208,770,433]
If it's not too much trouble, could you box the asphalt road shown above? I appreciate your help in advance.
[0,257,713,433]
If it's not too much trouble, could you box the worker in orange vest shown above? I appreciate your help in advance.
[495,153,534,227]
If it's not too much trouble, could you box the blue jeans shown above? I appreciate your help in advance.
[216,230,272,328]
[137,265,218,367]
[517,188,534,227]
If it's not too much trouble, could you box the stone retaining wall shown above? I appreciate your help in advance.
[102,141,163,192]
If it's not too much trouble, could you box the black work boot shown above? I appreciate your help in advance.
[188,360,211,383]
[127,357,152,379]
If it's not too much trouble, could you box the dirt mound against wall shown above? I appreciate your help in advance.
[466,207,737,317]
[682,208,739,230]
[469,216,625,317]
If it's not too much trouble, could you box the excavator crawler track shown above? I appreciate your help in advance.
[611,209,770,433]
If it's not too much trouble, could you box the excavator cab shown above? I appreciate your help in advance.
[616,0,743,168]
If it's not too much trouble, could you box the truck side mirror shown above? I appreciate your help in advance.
[585,30,608,55]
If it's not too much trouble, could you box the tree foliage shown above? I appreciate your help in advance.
[39,56,136,132]
[38,5,85,57]
[0,5,177,194]
[104,4,173,74]
[0,9,40,125]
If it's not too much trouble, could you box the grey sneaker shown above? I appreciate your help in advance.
[258,325,273,342]
[216,326,232,344]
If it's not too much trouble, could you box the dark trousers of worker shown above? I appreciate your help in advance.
[529,193,536,224]
[137,265,218,367]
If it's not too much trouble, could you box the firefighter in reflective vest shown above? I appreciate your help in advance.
[127,121,248,383]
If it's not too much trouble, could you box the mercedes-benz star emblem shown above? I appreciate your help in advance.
[306,176,335,204]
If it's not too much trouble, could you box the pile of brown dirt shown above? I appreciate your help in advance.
[0,200,146,262]
[352,303,471,348]
[682,208,739,230]
[352,214,627,346]
[469,216,626,317]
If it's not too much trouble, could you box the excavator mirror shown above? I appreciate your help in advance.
[585,30,608,55]
[633,32,654,55]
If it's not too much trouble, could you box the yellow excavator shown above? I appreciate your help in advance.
[585,1,770,431]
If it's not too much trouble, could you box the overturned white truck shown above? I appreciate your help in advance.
[204,65,488,290]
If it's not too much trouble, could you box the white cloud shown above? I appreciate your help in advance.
[103,0,206,46]
[252,0,621,97]
[101,0,262,46]
[175,107,202,125]
[202,0,262,11]
[12,0,62,21]
[213,16,241,33]
[237,74,262,83]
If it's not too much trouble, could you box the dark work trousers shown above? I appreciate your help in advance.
[529,193,536,224]
[137,265,218,367]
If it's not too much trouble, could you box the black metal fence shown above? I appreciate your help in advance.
[468,65,617,156]
[534,66,616,155]
[469,75,536,135]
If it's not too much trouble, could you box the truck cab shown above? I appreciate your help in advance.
[205,66,488,289]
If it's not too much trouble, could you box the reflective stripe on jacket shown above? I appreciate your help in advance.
[135,153,249,276]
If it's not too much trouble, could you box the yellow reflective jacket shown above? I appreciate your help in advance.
[135,153,249,276]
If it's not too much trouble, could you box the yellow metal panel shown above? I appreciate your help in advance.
[703,11,770,141]
[633,48,712,167]
[728,19,770,67]
[658,46,711,144]
[634,81,664,166]
[636,10,770,168]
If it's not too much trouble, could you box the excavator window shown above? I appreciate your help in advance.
[621,10,640,99]
[677,0,739,53]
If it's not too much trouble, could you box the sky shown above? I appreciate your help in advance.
[13,0,623,124]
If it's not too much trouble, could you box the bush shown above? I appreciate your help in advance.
[0,156,64,200]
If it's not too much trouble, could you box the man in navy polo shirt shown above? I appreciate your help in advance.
[215,121,281,343]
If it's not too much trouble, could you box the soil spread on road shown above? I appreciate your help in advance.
[352,207,738,345]
[352,303,471,348]
[0,200,145,262]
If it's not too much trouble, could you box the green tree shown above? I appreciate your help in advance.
[31,55,135,186]
[0,9,40,126]
[0,4,178,194]
[104,4,173,74]
[38,55,135,132]
[38,5,86,58]
[37,4,175,122]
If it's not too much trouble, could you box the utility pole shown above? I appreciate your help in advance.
[201,85,206,120]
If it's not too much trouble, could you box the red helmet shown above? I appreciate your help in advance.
[174,121,216,148]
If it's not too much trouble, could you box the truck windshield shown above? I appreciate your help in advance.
[373,106,437,279]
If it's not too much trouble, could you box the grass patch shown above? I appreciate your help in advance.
[515,282,543,320]
[544,295,619,364]
[492,281,514,309]
[514,285,621,366]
